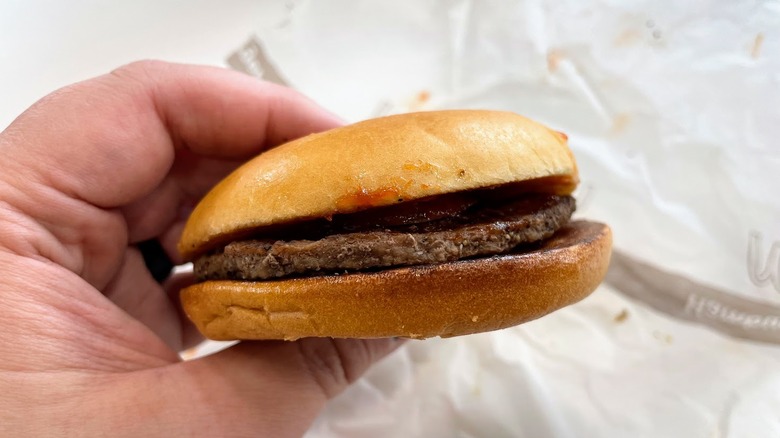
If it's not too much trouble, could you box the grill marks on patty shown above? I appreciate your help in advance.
[194,194,575,281]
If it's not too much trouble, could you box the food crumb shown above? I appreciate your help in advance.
[610,113,631,135]
[752,32,765,59]
[472,315,479,322]
[614,309,629,323]
[614,29,641,46]
[653,330,673,344]
[407,90,431,111]
[546,49,564,72]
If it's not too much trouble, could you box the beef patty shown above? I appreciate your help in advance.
[194,194,574,281]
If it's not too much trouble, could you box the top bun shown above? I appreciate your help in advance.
[178,110,578,260]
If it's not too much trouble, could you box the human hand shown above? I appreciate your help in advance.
[0,61,402,437]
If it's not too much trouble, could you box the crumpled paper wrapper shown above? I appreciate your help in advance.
[220,1,780,436]
[306,286,780,437]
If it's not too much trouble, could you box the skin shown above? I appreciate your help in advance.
[0,61,403,437]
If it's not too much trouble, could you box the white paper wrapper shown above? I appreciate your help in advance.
[221,0,780,435]
[307,286,780,437]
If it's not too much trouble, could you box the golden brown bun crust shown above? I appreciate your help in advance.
[178,110,577,260]
[181,221,611,341]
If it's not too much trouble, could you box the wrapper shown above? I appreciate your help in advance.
[217,1,780,435]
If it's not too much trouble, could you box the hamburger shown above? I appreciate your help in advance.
[178,110,612,341]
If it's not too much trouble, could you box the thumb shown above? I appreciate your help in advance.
[171,338,404,437]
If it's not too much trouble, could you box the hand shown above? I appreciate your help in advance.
[0,61,402,437]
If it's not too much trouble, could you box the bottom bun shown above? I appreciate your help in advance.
[181,220,612,341]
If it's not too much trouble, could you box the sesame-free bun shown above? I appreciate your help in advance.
[178,110,578,261]
[181,221,611,340]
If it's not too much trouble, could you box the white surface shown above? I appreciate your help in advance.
[0,0,283,129]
